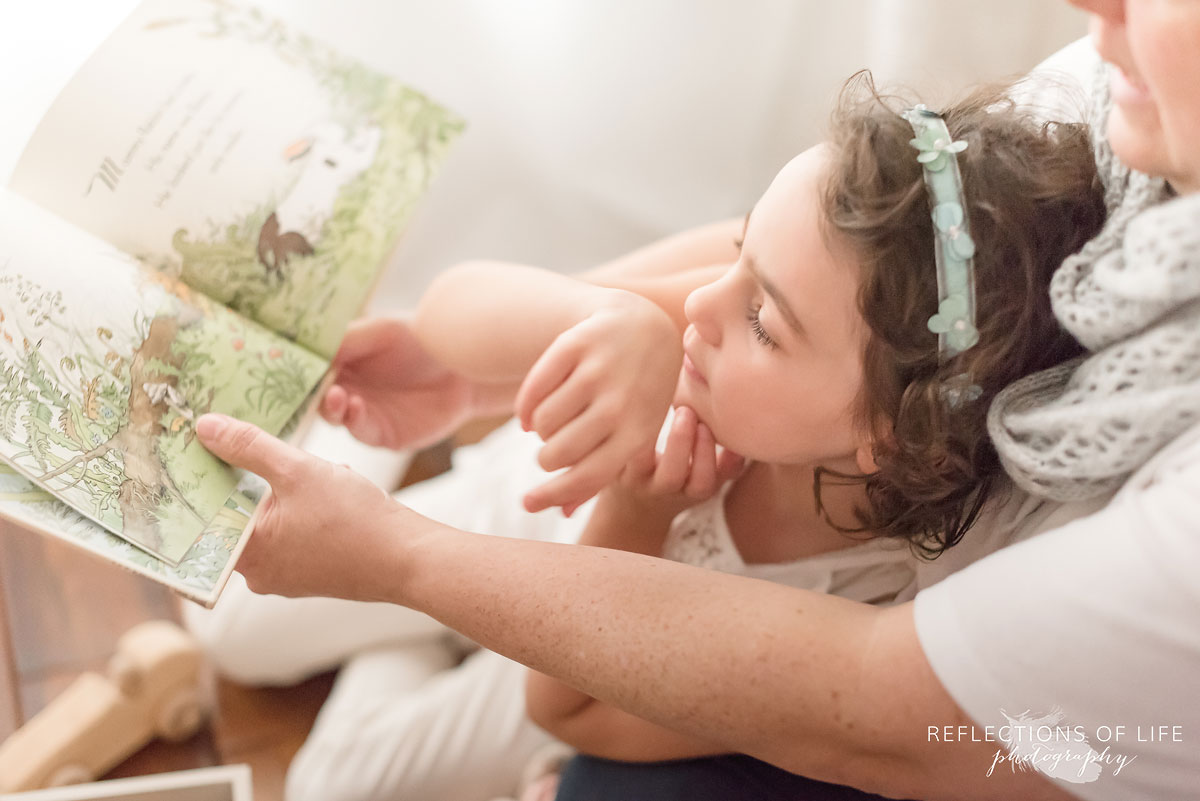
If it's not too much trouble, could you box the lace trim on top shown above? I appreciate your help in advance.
[661,480,913,602]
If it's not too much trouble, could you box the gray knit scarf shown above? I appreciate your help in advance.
[987,67,1200,501]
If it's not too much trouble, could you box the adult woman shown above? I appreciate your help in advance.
[195,1,1200,798]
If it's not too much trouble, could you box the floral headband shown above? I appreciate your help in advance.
[902,104,982,407]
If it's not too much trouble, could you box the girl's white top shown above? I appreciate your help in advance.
[663,480,916,605]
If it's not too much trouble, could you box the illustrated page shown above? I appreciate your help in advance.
[0,463,255,606]
[10,0,464,359]
[0,190,326,564]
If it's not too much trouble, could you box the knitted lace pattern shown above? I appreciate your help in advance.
[987,67,1200,501]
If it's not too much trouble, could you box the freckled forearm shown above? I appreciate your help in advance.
[525,669,595,733]
[393,521,879,758]
[381,517,1079,800]
[524,492,673,741]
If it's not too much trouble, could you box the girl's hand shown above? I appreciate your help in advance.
[568,406,744,556]
[614,405,745,519]
[516,298,683,514]
[320,316,483,450]
[196,413,421,601]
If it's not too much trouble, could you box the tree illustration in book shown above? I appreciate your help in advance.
[0,251,325,565]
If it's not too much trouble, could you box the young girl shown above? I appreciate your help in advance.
[193,75,1106,801]
[408,73,1107,793]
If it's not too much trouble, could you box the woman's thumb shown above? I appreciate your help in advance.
[196,414,301,486]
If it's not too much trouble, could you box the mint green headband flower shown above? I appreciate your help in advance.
[927,294,980,353]
[908,113,968,173]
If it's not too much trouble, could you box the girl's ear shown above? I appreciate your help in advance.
[854,440,881,475]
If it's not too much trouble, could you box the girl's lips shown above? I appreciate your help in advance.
[682,352,707,386]
[1110,64,1153,106]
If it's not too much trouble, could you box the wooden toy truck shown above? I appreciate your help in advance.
[0,620,211,792]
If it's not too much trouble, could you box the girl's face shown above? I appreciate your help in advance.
[1070,0,1200,193]
[676,146,870,469]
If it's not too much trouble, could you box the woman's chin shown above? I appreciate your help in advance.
[1106,108,1168,180]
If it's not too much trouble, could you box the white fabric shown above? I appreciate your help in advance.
[895,482,1113,602]
[663,481,915,605]
[289,645,549,801]
[913,422,1200,801]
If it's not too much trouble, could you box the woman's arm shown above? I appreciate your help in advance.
[399,530,1070,801]
[195,415,1075,801]
[524,486,720,762]
[525,407,745,761]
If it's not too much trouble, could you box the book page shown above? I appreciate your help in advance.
[0,190,327,564]
[10,0,464,359]
[0,464,254,607]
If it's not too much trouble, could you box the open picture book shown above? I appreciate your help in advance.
[0,0,463,606]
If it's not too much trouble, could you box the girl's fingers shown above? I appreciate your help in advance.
[651,407,697,493]
[684,421,718,499]
[526,376,594,442]
[344,393,363,428]
[515,342,580,431]
[524,436,627,513]
[627,445,658,480]
[345,395,383,447]
[320,384,348,424]
[537,406,612,472]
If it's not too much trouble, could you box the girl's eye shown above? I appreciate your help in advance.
[745,305,777,349]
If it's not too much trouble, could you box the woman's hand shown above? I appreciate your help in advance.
[516,298,683,514]
[320,316,494,450]
[196,412,423,601]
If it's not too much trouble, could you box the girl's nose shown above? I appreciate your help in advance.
[684,279,724,347]
[1066,0,1125,25]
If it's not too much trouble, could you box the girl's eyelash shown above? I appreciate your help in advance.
[746,305,777,349]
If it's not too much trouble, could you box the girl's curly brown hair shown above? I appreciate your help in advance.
[816,71,1105,557]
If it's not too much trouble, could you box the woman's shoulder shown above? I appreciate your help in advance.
[914,422,1200,593]
[1117,420,1200,494]
[911,477,1115,593]
[1009,36,1099,124]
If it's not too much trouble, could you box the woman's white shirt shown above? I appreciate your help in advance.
[913,421,1200,800]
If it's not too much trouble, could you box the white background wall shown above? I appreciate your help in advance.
[2,1,1087,310]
